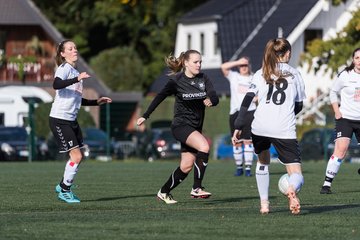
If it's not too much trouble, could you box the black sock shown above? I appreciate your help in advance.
[193,151,209,189]
[59,178,71,191]
[161,167,188,193]
[325,176,333,183]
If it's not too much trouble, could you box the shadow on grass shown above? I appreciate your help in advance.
[82,194,155,202]
[201,196,276,205]
[303,203,360,214]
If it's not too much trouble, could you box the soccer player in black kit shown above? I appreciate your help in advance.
[137,50,219,204]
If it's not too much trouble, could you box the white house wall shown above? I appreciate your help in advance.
[308,0,360,40]
[295,0,359,101]
[175,22,222,69]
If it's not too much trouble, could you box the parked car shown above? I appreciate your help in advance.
[140,128,181,161]
[46,127,121,161]
[213,133,278,160]
[213,134,233,160]
[0,126,29,161]
[299,127,360,161]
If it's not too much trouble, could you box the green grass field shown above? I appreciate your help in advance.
[1,159,359,240]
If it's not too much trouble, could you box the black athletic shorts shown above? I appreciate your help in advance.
[335,118,360,142]
[229,110,254,140]
[171,125,199,153]
[49,117,84,153]
[252,133,301,165]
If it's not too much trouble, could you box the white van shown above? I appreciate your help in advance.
[0,86,53,126]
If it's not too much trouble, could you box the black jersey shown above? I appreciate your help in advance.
[143,72,219,129]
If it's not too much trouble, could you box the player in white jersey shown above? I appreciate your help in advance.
[221,57,256,177]
[49,40,112,203]
[232,38,306,215]
[320,48,360,194]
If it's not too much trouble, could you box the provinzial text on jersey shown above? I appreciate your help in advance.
[182,92,207,100]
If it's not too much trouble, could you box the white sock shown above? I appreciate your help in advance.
[233,146,243,168]
[288,172,304,192]
[244,144,254,169]
[255,162,269,201]
[323,155,342,187]
[63,160,79,187]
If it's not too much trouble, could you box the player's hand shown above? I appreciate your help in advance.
[78,72,90,81]
[231,129,242,145]
[137,117,146,126]
[334,111,342,120]
[203,98,213,107]
[97,97,112,105]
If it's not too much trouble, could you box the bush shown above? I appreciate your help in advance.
[90,46,144,91]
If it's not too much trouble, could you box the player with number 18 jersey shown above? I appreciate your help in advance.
[249,63,306,139]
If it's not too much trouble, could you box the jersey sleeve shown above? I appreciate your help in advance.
[294,71,306,102]
[225,70,236,82]
[329,72,344,104]
[247,71,261,95]
[204,74,219,106]
[55,63,71,80]
[142,79,177,119]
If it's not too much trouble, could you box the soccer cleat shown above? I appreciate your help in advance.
[58,191,80,203]
[260,200,270,214]
[245,169,252,177]
[190,187,212,199]
[157,190,177,204]
[55,184,62,193]
[320,186,332,194]
[287,190,300,215]
[234,168,243,176]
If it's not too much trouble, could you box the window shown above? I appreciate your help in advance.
[304,29,323,51]
[187,34,191,50]
[0,31,6,67]
[0,113,4,126]
[214,32,219,55]
[200,33,204,54]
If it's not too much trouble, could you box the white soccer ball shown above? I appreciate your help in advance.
[278,173,300,195]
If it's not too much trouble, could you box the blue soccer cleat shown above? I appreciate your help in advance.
[234,168,243,176]
[245,169,252,177]
[55,184,62,193]
[58,191,80,203]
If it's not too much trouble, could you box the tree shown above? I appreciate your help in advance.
[89,46,144,91]
[32,0,207,91]
[301,6,360,77]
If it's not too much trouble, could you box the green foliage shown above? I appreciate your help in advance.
[89,46,144,91]
[331,0,348,6]
[32,0,208,92]
[301,8,360,77]
[7,55,37,81]
[34,103,96,139]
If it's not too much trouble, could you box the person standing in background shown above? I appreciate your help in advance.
[221,57,256,177]
[320,48,360,194]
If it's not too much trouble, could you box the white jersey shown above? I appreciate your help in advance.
[49,63,83,121]
[226,70,256,114]
[249,63,306,139]
[329,69,360,120]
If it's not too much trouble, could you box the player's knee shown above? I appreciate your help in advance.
[196,141,209,153]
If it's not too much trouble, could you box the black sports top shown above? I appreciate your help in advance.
[143,72,219,129]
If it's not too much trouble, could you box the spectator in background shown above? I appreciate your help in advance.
[221,56,256,177]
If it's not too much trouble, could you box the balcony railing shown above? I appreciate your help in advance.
[0,59,55,83]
